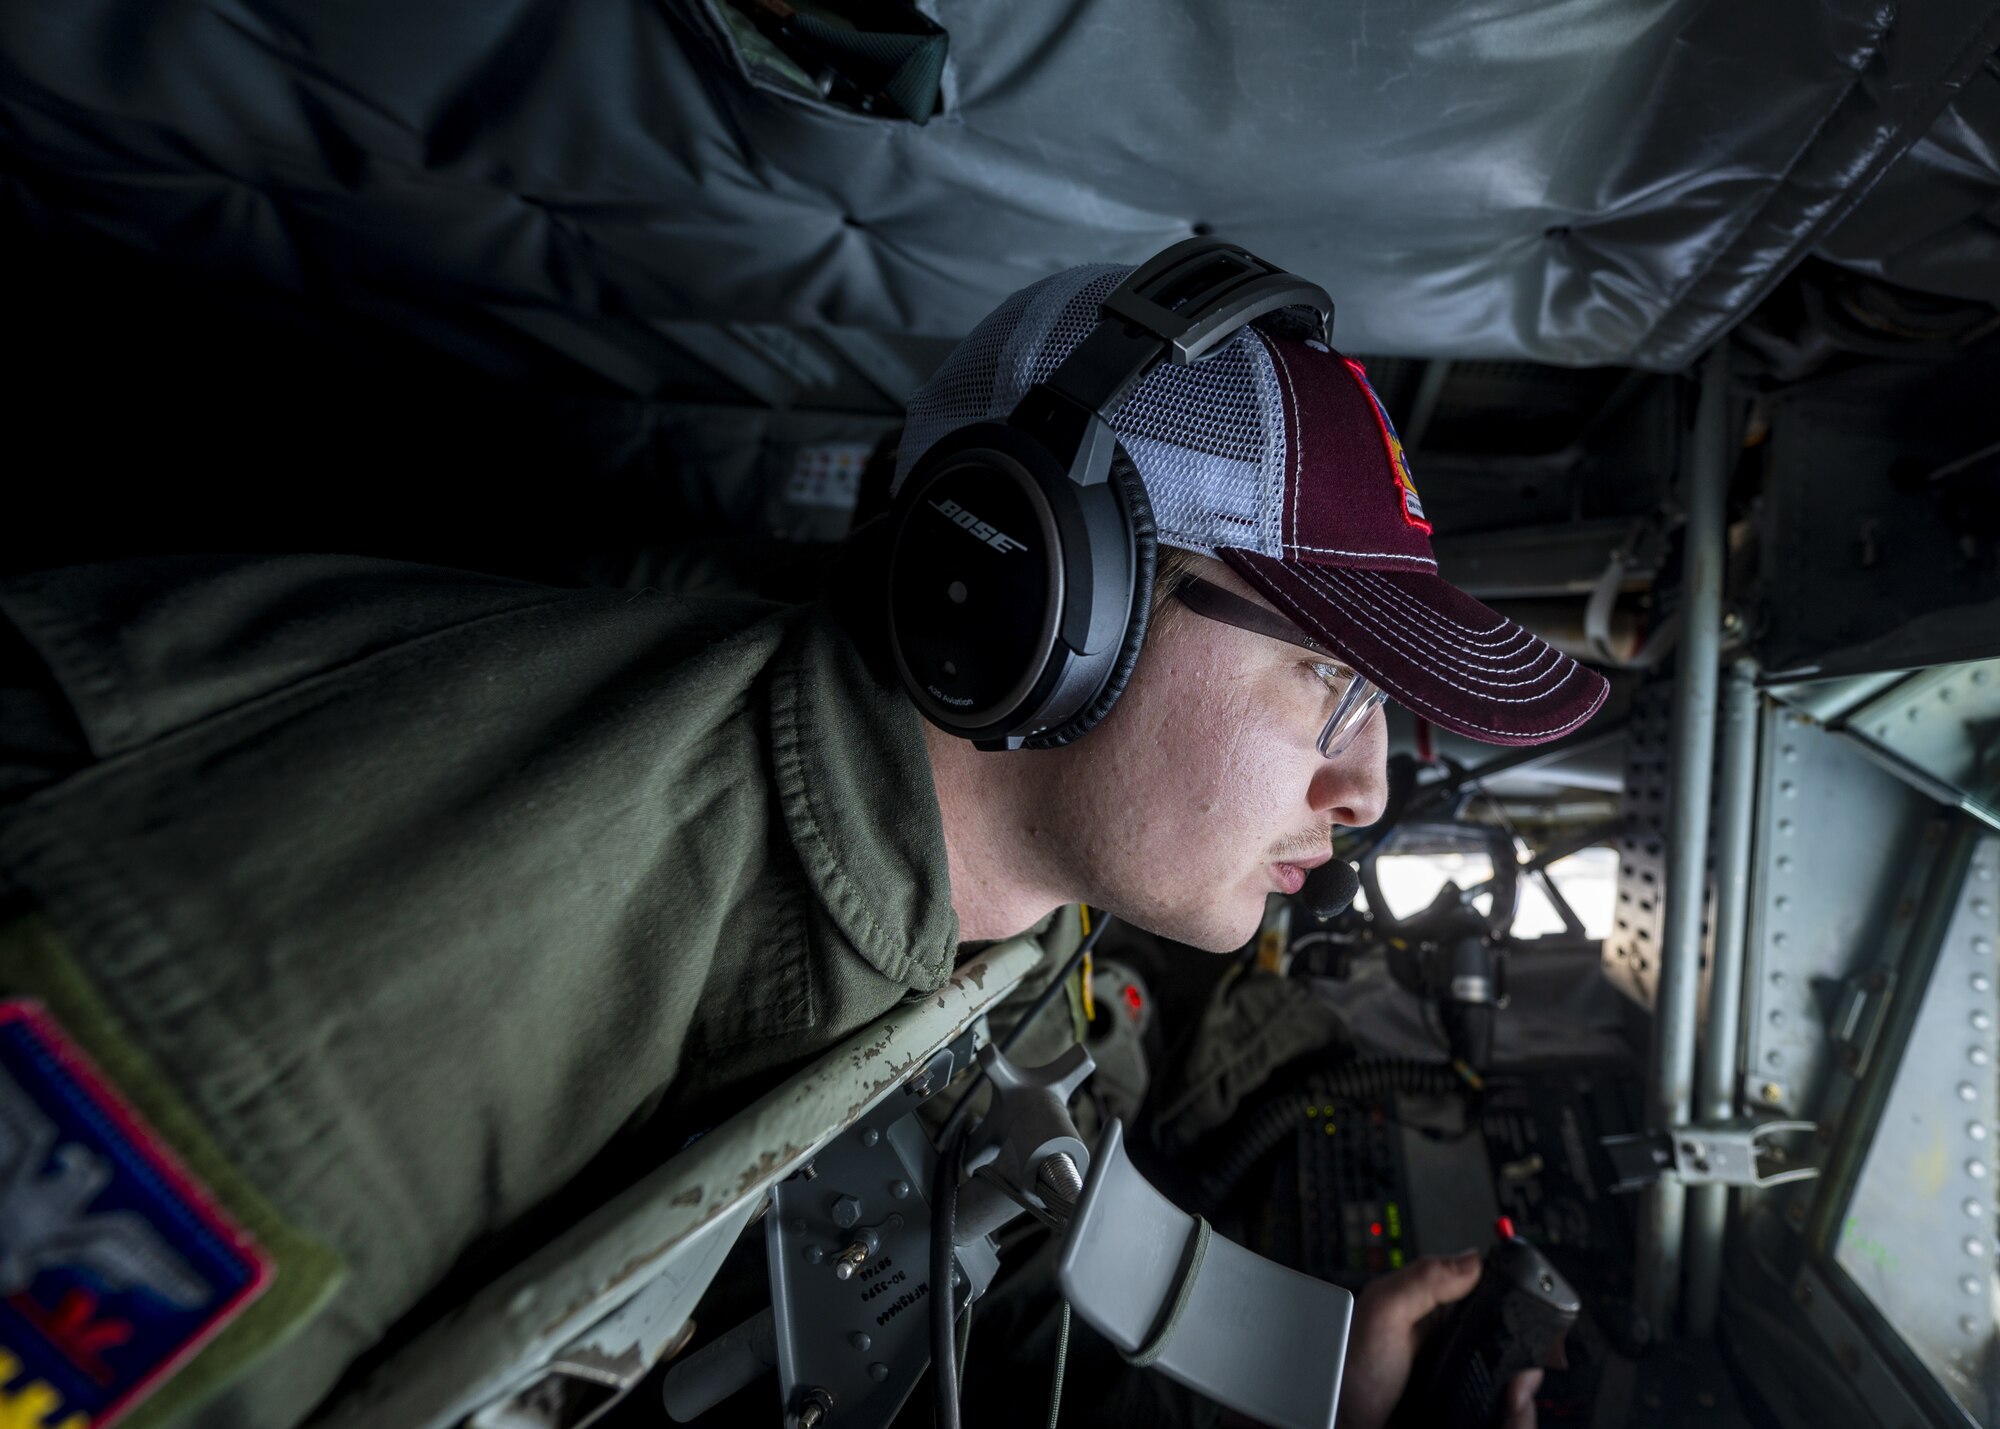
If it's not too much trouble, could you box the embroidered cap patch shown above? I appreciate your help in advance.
[1341,357,1431,533]
[0,1001,271,1427]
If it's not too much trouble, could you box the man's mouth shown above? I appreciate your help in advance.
[1269,849,1331,895]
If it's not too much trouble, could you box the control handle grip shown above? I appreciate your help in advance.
[1395,1230,1578,1429]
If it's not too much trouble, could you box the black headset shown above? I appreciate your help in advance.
[885,237,1335,751]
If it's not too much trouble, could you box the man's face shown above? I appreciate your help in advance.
[1036,558,1390,952]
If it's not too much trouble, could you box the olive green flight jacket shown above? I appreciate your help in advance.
[0,555,975,1426]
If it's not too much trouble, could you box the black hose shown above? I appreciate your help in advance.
[1197,1058,1470,1212]
[929,913,1108,1429]
[928,1108,972,1428]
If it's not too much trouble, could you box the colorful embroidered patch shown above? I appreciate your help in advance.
[1342,357,1431,533]
[0,1001,271,1428]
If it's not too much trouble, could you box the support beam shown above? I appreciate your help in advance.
[1684,657,1761,1336]
[1636,347,1730,1336]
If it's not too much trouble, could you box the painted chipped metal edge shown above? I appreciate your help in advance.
[319,937,1047,1429]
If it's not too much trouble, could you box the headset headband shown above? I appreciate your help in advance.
[1041,237,1334,423]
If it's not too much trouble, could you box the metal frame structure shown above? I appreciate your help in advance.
[1638,348,1730,1333]
[1794,825,1995,1429]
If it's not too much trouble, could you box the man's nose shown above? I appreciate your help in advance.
[1310,708,1389,827]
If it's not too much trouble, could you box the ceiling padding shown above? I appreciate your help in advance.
[4,0,1997,369]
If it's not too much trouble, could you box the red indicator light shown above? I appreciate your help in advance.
[1495,1216,1517,1242]
[1123,984,1143,1013]
[1369,1222,1382,1238]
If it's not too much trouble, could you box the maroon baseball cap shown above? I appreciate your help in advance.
[896,263,1610,746]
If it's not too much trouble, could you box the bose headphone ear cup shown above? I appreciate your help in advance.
[1021,448,1157,750]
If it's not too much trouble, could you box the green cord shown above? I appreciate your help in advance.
[1124,1217,1212,1368]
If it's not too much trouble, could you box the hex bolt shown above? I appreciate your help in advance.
[798,1387,834,1427]
[830,1195,863,1229]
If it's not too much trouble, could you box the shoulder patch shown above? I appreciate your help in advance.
[1341,357,1432,533]
[0,1001,271,1428]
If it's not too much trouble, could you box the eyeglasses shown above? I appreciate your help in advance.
[1170,574,1388,758]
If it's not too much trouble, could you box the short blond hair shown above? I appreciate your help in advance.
[1149,545,1211,627]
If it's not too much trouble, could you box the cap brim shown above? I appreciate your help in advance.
[1220,551,1610,747]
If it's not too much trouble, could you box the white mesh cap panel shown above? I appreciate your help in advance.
[895,264,1289,559]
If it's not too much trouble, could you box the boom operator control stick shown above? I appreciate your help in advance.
[1394,1217,1580,1429]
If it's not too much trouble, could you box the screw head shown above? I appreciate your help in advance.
[1761,1083,1785,1104]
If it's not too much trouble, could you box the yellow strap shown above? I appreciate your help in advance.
[1078,906,1095,1022]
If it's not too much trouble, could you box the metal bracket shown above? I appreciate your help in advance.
[1829,968,1896,1078]
[1604,1121,1822,1192]
[470,1275,697,1429]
